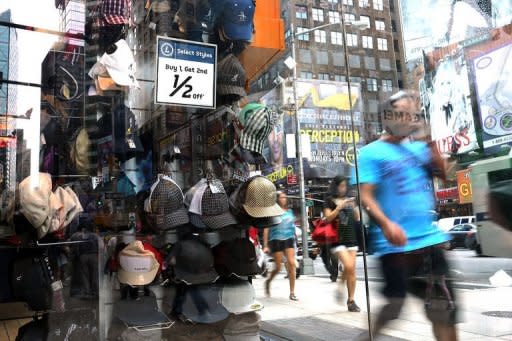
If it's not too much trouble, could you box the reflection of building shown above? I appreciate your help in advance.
[0,9,18,191]
[253,0,407,141]
[56,0,85,46]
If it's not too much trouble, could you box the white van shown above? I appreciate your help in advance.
[437,216,476,232]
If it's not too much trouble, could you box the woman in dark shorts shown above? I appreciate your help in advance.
[263,191,298,301]
[323,176,361,312]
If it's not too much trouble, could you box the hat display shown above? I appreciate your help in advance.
[239,105,274,155]
[242,176,284,218]
[19,173,53,231]
[176,285,229,324]
[70,128,90,174]
[217,0,256,42]
[169,238,219,285]
[114,293,170,327]
[223,312,261,341]
[220,280,263,315]
[213,238,260,277]
[148,175,189,230]
[99,39,139,88]
[118,241,161,286]
[185,179,238,229]
[199,227,244,248]
[217,54,247,98]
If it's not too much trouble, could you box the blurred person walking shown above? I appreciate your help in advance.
[356,90,457,341]
[263,191,298,301]
[323,176,361,312]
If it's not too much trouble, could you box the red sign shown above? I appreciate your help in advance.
[287,174,298,185]
[435,187,458,200]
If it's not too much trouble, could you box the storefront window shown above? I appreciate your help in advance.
[1,1,512,341]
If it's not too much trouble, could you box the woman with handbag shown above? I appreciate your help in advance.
[323,175,361,312]
[263,191,299,301]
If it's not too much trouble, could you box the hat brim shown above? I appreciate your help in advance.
[189,213,207,228]
[219,259,260,277]
[242,203,284,218]
[115,300,169,326]
[251,215,283,228]
[201,211,238,229]
[174,267,219,286]
[159,207,189,230]
[228,301,264,315]
[118,264,159,286]
[221,25,253,42]
[218,84,246,97]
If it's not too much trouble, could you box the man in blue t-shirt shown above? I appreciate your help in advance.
[354,91,458,341]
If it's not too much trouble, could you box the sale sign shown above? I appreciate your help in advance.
[457,169,473,204]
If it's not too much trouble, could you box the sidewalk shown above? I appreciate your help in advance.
[253,274,512,341]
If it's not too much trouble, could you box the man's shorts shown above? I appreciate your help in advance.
[380,246,457,325]
[269,238,295,253]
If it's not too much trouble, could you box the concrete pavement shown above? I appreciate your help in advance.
[254,273,512,341]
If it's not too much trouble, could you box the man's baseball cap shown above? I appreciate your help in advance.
[176,285,229,324]
[118,241,161,286]
[168,238,219,285]
[218,0,255,42]
[217,54,247,98]
[220,280,263,315]
[239,105,274,155]
[242,176,284,218]
[148,175,189,230]
[185,179,238,229]
[114,292,170,327]
[213,238,259,277]
[19,173,53,232]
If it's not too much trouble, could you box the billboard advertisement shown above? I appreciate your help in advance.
[421,44,478,154]
[261,79,363,181]
[466,25,512,152]
[457,169,473,204]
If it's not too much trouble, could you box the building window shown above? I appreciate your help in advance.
[348,55,361,68]
[391,19,397,32]
[328,0,339,3]
[344,13,356,23]
[334,75,346,82]
[318,73,330,80]
[373,0,384,10]
[315,30,327,43]
[299,49,312,63]
[382,79,393,92]
[300,71,313,79]
[343,0,354,5]
[312,8,324,22]
[332,52,345,66]
[360,15,370,28]
[377,37,388,51]
[395,60,402,72]
[316,51,329,64]
[359,0,369,8]
[380,58,391,71]
[295,5,308,19]
[329,11,340,23]
[297,27,309,41]
[367,78,378,92]
[364,56,376,70]
[362,35,373,49]
[350,76,362,84]
[331,31,343,45]
[346,33,358,47]
[375,20,385,31]
[394,39,400,52]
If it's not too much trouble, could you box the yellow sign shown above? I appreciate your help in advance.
[456,169,473,204]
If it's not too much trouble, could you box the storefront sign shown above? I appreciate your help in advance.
[457,169,473,204]
[155,37,217,109]
[435,187,458,201]
[287,174,298,185]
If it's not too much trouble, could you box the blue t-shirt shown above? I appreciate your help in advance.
[353,140,449,255]
[269,210,296,241]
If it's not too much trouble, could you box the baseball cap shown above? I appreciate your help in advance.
[19,173,53,233]
[176,285,229,324]
[114,293,170,327]
[118,241,160,286]
[217,54,247,98]
[99,39,139,88]
[239,105,273,155]
[213,238,260,277]
[169,238,219,285]
[220,280,263,315]
[242,176,284,218]
[148,175,189,230]
[237,102,265,128]
[185,179,238,229]
[222,312,261,341]
[219,0,255,42]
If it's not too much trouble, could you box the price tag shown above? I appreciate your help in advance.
[209,180,225,194]
[126,137,136,149]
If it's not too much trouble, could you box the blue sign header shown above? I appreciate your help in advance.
[157,37,216,64]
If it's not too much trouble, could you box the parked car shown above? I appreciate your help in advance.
[447,223,477,249]
[464,229,482,255]
[438,216,476,232]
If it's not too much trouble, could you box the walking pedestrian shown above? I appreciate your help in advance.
[263,191,298,301]
[356,90,457,341]
[323,175,361,312]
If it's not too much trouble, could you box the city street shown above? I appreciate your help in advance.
[257,251,512,341]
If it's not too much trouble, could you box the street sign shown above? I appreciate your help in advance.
[287,174,298,185]
[155,36,217,109]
